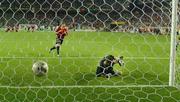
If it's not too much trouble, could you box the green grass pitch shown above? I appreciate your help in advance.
[0,31,180,101]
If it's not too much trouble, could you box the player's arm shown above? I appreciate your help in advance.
[65,31,68,35]
[110,56,124,66]
[55,26,61,32]
[117,56,124,66]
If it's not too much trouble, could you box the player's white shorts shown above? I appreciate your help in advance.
[55,43,60,47]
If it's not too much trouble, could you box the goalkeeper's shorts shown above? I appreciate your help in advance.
[96,66,115,77]
[96,66,103,77]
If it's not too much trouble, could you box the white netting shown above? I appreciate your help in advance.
[0,0,173,85]
[0,87,179,101]
[0,0,180,101]
[0,0,172,32]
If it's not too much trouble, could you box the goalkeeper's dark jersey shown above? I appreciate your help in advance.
[99,55,116,68]
[96,55,116,76]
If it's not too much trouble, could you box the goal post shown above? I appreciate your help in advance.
[169,0,178,86]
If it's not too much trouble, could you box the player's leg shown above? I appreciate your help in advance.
[56,46,60,56]
[49,42,58,53]
[56,39,64,56]
[50,37,60,53]
[96,66,103,77]
[107,67,120,77]
[49,46,56,53]
[49,43,60,53]
[103,68,112,78]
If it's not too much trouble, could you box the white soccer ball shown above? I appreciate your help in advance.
[32,61,48,76]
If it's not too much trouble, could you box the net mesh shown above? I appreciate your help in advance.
[0,0,180,101]
[0,0,173,85]
[0,0,172,31]
[0,87,179,102]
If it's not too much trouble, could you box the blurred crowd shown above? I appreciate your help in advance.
[0,0,173,34]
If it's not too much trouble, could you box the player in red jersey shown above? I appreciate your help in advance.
[49,24,68,56]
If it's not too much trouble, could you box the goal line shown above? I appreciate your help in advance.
[0,85,176,89]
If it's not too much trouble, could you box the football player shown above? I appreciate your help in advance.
[96,55,124,78]
[49,24,68,56]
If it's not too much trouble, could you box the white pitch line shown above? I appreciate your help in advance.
[0,85,174,89]
[0,56,170,60]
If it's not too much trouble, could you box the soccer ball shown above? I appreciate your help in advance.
[32,61,48,76]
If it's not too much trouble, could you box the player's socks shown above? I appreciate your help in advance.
[49,46,56,53]
[50,47,56,51]
[57,46,60,55]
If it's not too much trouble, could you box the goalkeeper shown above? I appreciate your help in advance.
[96,55,124,78]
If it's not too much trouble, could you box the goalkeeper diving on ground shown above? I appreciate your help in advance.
[96,55,124,78]
[49,24,68,56]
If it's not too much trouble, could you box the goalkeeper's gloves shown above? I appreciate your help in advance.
[118,56,124,66]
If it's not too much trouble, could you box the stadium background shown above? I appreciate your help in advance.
[0,0,171,31]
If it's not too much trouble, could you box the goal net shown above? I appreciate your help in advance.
[0,0,180,101]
